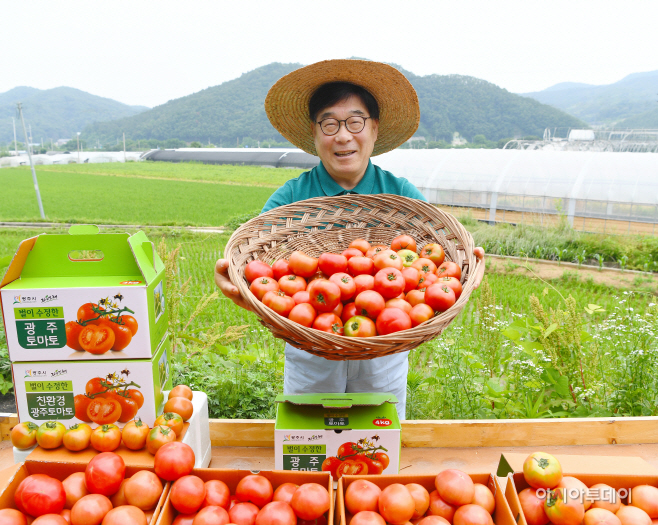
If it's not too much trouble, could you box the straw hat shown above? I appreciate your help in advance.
[265,59,420,157]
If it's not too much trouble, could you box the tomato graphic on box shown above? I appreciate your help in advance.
[321,436,390,478]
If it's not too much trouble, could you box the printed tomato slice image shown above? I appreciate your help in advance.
[78,324,115,354]
[87,397,122,425]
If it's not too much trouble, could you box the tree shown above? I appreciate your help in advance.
[189,141,202,148]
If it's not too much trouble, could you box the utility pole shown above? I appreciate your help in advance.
[17,103,45,219]
[76,132,81,163]
[123,133,126,162]
[12,117,18,155]
[28,124,33,154]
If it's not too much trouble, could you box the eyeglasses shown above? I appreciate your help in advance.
[316,116,372,136]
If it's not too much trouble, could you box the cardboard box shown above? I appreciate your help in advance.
[0,225,168,361]
[336,474,516,525]
[12,332,172,428]
[496,453,658,525]
[0,460,169,522]
[156,470,333,525]
[274,393,401,474]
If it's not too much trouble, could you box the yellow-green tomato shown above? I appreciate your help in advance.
[63,423,92,451]
[10,422,39,449]
[36,420,66,449]
[397,249,419,267]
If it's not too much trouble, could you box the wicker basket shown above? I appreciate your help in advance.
[225,194,480,361]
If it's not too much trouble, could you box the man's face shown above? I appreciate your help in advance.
[312,95,379,182]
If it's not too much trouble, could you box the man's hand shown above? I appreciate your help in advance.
[214,259,252,311]
[472,246,486,289]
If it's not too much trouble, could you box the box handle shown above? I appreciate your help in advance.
[68,250,104,262]
[68,224,100,235]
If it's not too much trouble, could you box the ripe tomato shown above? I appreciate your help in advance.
[229,501,260,525]
[583,508,622,525]
[289,303,317,327]
[379,483,415,525]
[344,316,377,337]
[421,273,439,288]
[355,290,386,319]
[410,303,434,327]
[428,490,457,523]
[523,452,563,489]
[385,297,412,314]
[63,423,92,451]
[361,455,384,474]
[65,321,84,351]
[255,502,296,525]
[351,511,386,525]
[78,324,115,355]
[418,517,451,525]
[412,258,438,277]
[518,488,550,525]
[318,253,348,276]
[110,480,128,507]
[11,421,38,450]
[77,303,100,322]
[398,249,419,268]
[365,245,388,259]
[112,392,139,423]
[124,470,163,511]
[420,244,445,266]
[309,280,341,312]
[154,412,184,437]
[91,424,121,452]
[406,288,426,306]
[289,251,319,278]
[272,260,292,281]
[436,261,461,280]
[345,479,381,514]
[169,384,193,401]
[263,290,296,317]
[36,421,66,449]
[589,484,621,513]
[31,515,68,524]
[204,480,231,509]
[557,477,590,511]
[376,307,412,335]
[631,485,658,518]
[170,475,206,514]
[391,235,417,252]
[250,277,279,301]
[62,472,88,509]
[454,504,494,525]
[438,276,462,299]
[279,274,307,296]
[348,256,375,276]
[109,321,133,351]
[122,418,150,450]
[291,483,330,520]
[425,284,456,313]
[544,488,585,525]
[86,377,108,395]
[341,302,359,323]
[118,314,139,335]
[195,506,230,525]
[406,483,431,518]
[471,483,495,514]
[147,425,176,454]
[18,474,66,517]
[374,251,403,271]
[312,313,344,335]
[401,267,421,292]
[101,506,147,525]
[245,261,274,283]
[273,483,299,505]
[435,469,475,506]
[236,475,274,507]
[74,394,93,422]
[87,396,122,425]
[349,239,371,254]
[333,301,344,317]
[70,493,112,525]
[353,274,375,295]
[342,248,364,260]
[0,509,28,524]
[336,459,369,478]
[164,396,194,421]
[374,268,405,299]
[292,290,311,305]
[375,452,390,469]
[616,506,651,525]
[154,442,196,481]
[329,272,356,301]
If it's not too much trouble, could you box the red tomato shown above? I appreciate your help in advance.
[78,324,115,355]
[361,455,384,474]
[321,457,342,479]
[147,425,176,454]
[110,480,129,507]
[436,261,462,280]
[195,506,230,525]
[168,384,193,401]
[349,239,371,254]
[255,502,296,525]
[589,484,621,513]
[410,303,435,327]
[263,291,296,317]
[309,280,341,313]
[345,479,381,514]
[203,480,231,509]
[63,423,92,452]
[87,397,122,425]
[336,459,369,478]
[348,256,375,277]
[385,297,412,314]
[435,469,475,506]
[411,258,437,277]
[374,251,403,271]
[329,272,357,301]
[85,377,108,395]
[173,514,197,525]
[250,277,279,301]
[118,314,139,335]
[85,452,125,496]
[453,504,494,525]
[272,260,292,281]
[406,288,426,306]
[70,493,112,524]
[631,486,658,518]
[74,394,93,422]
[0,509,28,524]
[105,320,132,351]
[278,275,307,296]
[230,502,260,525]
[65,321,84,351]
[518,488,550,525]
[376,308,412,335]
[406,483,431,519]
[292,290,311,305]
[11,421,38,450]
[544,488,585,525]
[154,442,196,481]
[122,418,150,451]
[100,506,147,525]
[351,511,386,525]
[114,392,139,423]
[289,251,319,278]
[333,301,343,317]
[62,472,88,510]
[373,268,405,299]
[288,303,317,327]
[125,470,163,511]
[471,483,495,515]
[438,276,462,299]
[77,303,100,322]
[318,253,348,276]
[341,302,358,323]
[391,235,417,252]
[154,412,185,437]
[171,475,206,514]
[417,517,451,525]
[354,290,386,319]
[353,274,375,295]
[31,515,67,525]
[18,474,66,518]
[236,475,274,508]
[428,490,457,523]
[291,483,330,520]
[557,477,590,511]
[523,452,563,489]
[616,506,651,525]
[365,245,388,259]
[343,316,377,337]
[342,248,364,260]
[379,484,415,525]
[245,261,274,283]
[165,395,194,421]
[273,483,299,505]
[421,273,439,288]
[401,267,421,292]
[583,508,621,525]
[420,244,446,266]
[375,452,389,468]
[36,421,66,449]
[425,284,456,313]
[312,313,344,335]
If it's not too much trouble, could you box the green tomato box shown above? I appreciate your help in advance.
[0,225,168,361]
[11,332,172,428]
[274,393,401,475]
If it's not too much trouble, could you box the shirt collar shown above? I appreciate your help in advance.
[318,160,376,196]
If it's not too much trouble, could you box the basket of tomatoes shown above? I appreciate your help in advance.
[225,194,481,360]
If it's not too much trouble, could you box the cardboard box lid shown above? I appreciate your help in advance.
[497,452,658,478]
[275,393,398,408]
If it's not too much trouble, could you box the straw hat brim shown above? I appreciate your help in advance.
[265,59,420,157]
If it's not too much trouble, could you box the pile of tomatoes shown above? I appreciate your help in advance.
[168,474,330,525]
[11,385,195,455]
[344,469,495,525]
[519,452,658,525]
[245,235,463,337]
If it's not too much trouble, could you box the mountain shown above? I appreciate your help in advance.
[521,70,658,125]
[83,61,586,145]
[0,86,149,144]
[618,107,658,128]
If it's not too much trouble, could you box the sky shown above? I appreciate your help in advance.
[2,0,657,108]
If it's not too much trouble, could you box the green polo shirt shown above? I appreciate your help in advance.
[261,160,427,213]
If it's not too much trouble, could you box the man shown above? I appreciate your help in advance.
[215,59,485,419]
